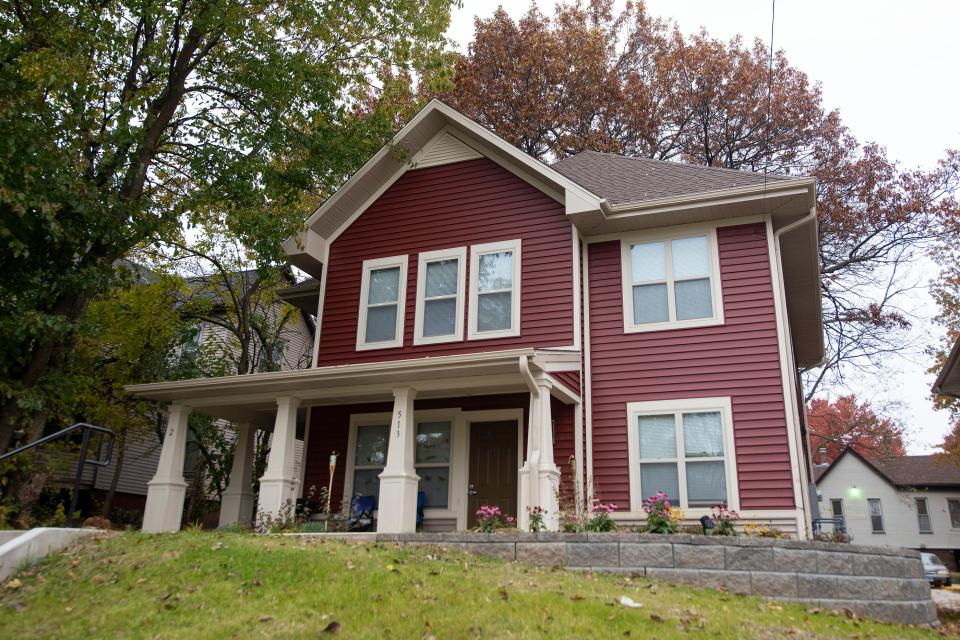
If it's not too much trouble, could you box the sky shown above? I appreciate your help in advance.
[445,0,960,453]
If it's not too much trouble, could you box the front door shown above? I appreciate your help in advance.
[467,420,519,528]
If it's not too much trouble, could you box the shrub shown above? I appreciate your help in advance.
[813,530,850,543]
[642,492,677,534]
[585,500,618,532]
[475,505,515,533]
[82,516,112,530]
[709,503,739,536]
[742,521,792,540]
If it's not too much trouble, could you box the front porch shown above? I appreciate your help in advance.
[127,349,582,534]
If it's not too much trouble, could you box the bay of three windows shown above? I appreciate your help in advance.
[357,239,520,350]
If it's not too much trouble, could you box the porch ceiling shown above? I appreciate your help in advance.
[126,348,581,427]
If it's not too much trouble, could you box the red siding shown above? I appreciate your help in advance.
[304,394,583,512]
[316,158,574,366]
[587,223,794,510]
[551,371,581,397]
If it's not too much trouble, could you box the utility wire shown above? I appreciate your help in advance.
[763,0,776,195]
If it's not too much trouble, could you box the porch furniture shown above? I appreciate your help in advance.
[416,491,425,529]
[348,495,376,532]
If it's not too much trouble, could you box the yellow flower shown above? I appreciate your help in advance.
[668,507,684,525]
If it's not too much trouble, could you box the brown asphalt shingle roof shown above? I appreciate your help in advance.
[551,150,801,206]
[816,449,960,488]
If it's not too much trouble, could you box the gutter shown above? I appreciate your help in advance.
[932,338,960,397]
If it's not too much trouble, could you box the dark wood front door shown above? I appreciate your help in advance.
[467,420,519,528]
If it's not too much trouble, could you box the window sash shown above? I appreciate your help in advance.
[468,240,521,339]
[358,256,407,349]
[635,409,727,509]
[623,231,721,332]
[868,498,884,533]
[949,499,960,529]
[916,498,932,533]
[830,499,844,518]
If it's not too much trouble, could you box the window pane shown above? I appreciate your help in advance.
[477,291,512,331]
[368,267,400,305]
[671,236,709,278]
[417,466,449,508]
[478,251,513,291]
[674,278,712,320]
[632,283,669,324]
[949,500,960,529]
[830,499,844,517]
[424,299,456,337]
[868,498,884,532]
[682,412,724,458]
[426,259,458,298]
[686,461,727,507]
[416,422,451,464]
[638,414,676,459]
[365,305,398,342]
[631,241,666,282]
[355,425,389,466]
[639,462,679,503]
[352,468,382,503]
[916,498,932,533]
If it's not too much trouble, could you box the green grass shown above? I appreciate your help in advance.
[0,531,942,639]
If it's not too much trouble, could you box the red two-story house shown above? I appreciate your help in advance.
[130,100,824,536]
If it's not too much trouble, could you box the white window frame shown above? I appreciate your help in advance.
[915,496,933,534]
[468,239,521,340]
[414,247,467,345]
[620,226,724,333]
[343,413,393,506]
[356,254,408,350]
[948,498,960,530]
[868,497,885,533]
[625,396,739,514]
[414,417,455,509]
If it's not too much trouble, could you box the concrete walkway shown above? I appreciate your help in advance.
[0,528,103,581]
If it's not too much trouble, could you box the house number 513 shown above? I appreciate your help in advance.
[395,409,402,438]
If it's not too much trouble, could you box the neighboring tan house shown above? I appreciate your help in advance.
[129,100,824,536]
[65,269,314,525]
[814,448,960,570]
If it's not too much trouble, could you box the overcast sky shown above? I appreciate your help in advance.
[446,1,960,453]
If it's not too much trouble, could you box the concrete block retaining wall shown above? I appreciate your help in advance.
[368,532,936,626]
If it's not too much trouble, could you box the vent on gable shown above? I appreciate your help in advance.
[415,132,482,169]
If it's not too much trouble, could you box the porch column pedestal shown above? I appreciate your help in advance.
[377,387,420,533]
[219,423,256,527]
[258,396,300,522]
[519,381,561,531]
[143,404,191,533]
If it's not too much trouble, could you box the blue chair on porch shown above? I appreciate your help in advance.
[416,491,426,529]
[348,495,376,532]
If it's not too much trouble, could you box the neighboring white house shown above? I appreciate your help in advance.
[814,448,960,570]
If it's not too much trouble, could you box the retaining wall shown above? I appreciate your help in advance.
[367,532,936,626]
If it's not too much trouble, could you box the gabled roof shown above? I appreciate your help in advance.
[933,337,960,397]
[815,447,960,489]
[552,151,802,206]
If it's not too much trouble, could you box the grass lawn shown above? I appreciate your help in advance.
[0,530,944,639]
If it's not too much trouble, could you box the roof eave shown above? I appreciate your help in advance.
[933,337,960,397]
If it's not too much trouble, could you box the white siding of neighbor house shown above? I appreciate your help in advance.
[816,453,960,551]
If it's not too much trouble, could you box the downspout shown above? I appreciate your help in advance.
[773,206,818,537]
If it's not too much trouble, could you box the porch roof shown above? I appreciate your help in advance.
[126,348,580,426]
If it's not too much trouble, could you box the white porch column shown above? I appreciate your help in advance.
[377,387,420,533]
[519,379,561,531]
[258,396,301,520]
[143,404,191,533]
[219,423,256,527]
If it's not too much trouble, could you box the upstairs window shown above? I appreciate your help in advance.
[868,498,885,533]
[414,248,466,345]
[357,255,408,350]
[626,397,738,512]
[916,497,932,533]
[468,239,521,340]
[621,230,723,333]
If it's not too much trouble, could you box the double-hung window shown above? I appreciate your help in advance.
[621,230,723,332]
[414,248,466,344]
[350,424,389,503]
[949,499,960,529]
[415,421,452,508]
[868,498,885,533]
[626,397,737,512]
[916,497,932,533]
[357,255,408,350]
[468,239,521,339]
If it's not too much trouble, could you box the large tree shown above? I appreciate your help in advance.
[807,395,907,465]
[439,0,960,399]
[0,0,456,451]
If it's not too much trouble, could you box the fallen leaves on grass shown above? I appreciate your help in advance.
[4,579,21,591]
[618,596,642,609]
[321,621,341,634]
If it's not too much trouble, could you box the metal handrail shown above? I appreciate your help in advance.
[0,422,114,527]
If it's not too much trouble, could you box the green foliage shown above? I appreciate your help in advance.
[0,0,456,446]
